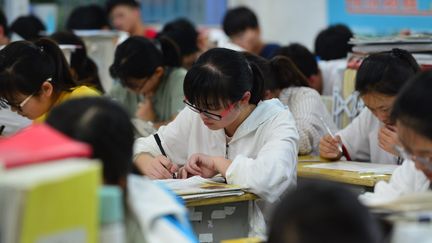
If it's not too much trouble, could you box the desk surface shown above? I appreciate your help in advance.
[186,192,258,207]
[297,161,391,187]
[221,237,262,243]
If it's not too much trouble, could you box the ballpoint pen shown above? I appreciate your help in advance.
[154,133,177,179]
[319,117,352,160]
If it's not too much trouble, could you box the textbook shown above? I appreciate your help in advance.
[159,176,245,201]
[0,158,101,243]
[0,124,92,169]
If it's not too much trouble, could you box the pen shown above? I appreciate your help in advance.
[153,133,176,179]
[0,125,5,136]
[319,117,352,161]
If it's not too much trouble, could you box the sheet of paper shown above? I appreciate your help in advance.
[158,176,243,196]
[304,161,399,174]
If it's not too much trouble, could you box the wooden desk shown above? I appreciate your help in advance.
[186,192,258,207]
[297,162,391,188]
[221,237,262,243]
[186,191,258,243]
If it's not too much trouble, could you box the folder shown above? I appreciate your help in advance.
[0,124,92,169]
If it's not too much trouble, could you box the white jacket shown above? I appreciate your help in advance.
[360,160,431,205]
[134,99,299,238]
[126,175,198,243]
[337,108,398,164]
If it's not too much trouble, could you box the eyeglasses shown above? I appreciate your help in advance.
[394,145,432,171]
[183,99,237,121]
[5,78,51,111]
[7,93,34,112]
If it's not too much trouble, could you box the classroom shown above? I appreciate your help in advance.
[1,0,432,242]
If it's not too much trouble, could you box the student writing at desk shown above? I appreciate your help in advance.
[133,48,299,237]
[319,49,420,164]
[361,71,432,203]
[244,53,336,155]
[109,36,186,128]
[0,38,99,122]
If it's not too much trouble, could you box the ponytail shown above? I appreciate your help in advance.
[34,38,76,91]
[157,36,181,67]
[270,56,309,89]
[248,62,265,105]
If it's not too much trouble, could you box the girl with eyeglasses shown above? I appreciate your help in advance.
[109,36,186,128]
[0,38,99,122]
[319,49,420,164]
[361,70,432,203]
[134,48,299,237]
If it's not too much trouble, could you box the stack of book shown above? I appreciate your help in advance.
[159,176,245,201]
[0,124,101,243]
[348,34,432,70]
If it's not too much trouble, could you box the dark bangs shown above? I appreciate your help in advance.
[0,71,35,108]
[184,65,240,110]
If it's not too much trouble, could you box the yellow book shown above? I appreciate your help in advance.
[0,158,101,243]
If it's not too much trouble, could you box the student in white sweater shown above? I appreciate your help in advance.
[360,71,432,204]
[244,53,335,155]
[134,48,299,237]
[320,49,420,164]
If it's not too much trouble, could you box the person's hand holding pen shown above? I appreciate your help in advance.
[319,134,344,160]
[134,153,179,179]
[319,117,351,160]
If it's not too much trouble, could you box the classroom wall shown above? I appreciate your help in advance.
[227,0,328,50]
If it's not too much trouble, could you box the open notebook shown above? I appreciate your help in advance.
[158,176,246,201]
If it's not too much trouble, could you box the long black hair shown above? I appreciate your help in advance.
[0,38,76,107]
[392,70,432,141]
[244,52,309,92]
[184,48,264,110]
[355,48,420,96]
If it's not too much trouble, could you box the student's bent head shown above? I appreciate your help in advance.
[51,31,103,93]
[46,97,134,186]
[314,24,353,61]
[0,38,76,119]
[392,71,432,181]
[355,48,419,125]
[183,48,264,130]
[267,180,382,243]
[66,4,110,30]
[109,36,180,95]
[275,44,322,94]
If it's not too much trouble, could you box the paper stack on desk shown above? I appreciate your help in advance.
[304,161,398,174]
[159,176,245,201]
